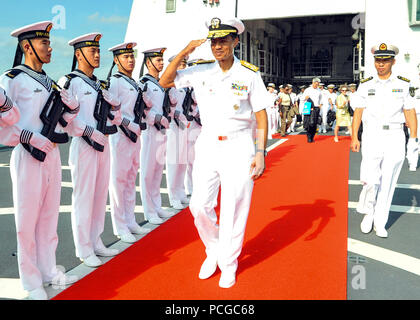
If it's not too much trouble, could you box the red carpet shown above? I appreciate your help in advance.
[54,134,350,300]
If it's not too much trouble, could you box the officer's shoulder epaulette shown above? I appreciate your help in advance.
[398,75,410,83]
[196,60,215,64]
[360,76,373,84]
[240,60,259,72]
[4,68,23,79]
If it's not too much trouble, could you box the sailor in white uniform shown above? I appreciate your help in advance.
[166,55,189,210]
[352,43,418,238]
[266,83,278,138]
[106,42,151,244]
[58,33,122,267]
[160,17,268,289]
[139,48,173,225]
[0,21,79,300]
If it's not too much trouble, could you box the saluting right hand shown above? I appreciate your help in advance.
[29,132,54,153]
[183,39,207,56]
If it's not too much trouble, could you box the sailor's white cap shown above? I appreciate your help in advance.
[108,42,137,55]
[11,21,53,41]
[69,33,102,49]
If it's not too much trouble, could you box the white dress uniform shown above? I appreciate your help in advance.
[354,73,415,233]
[166,87,189,208]
[139,69,170,224]
[0,21,78,297]
[184,90,201,196]
[106,42,150,241]
[174,54,267,277]
[59,33,120,262]
[108,72,143,236]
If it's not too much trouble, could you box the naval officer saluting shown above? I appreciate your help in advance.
[352,43,418,238]
[160,17,268,288]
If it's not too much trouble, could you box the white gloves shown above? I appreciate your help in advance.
[60,89,79,111]
[142,90,154,109]
[174,111,188,128]
[110,109,122,126]
[91,129,107,145]
[29,132,54,153]
[127,121,141,136]
[102,89,120,107]
[157,114,170,129]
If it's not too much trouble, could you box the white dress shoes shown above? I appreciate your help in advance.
[118,233,137,243]
[171,200,185,210]
[219,271,236,289]
[129,224,151,235]
[198,257,218,280]
[43,270,78,288]
[148,216,164,225]
[95,247,119,257]
[374,226,388,238]
[360,214,374,234]
[28,287,48,300]
[158,209,176,219]
[81,254,103,268]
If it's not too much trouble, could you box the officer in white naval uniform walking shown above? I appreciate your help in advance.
[0,21,79,300]
[58,33,122,268]
[139,48,173,225]
[160,17,268,288]
[351,43,418,238]
[107,42,151,244]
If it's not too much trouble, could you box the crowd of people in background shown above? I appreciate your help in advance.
[265,79,358,142]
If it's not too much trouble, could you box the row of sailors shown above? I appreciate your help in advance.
[266,81,358,137]
[0,21,202,299]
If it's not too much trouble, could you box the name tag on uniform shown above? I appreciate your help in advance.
[368,89,375,96]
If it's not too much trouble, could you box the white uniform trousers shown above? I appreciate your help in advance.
[320,106,329,132]
[166,121,188,205]
[358,127,405,230]
[189,130,255,274]
[185,121,201,195]
[10,144,61,291]
[139,125,167,220]
[109,131,141,236]
[69,137,110,259]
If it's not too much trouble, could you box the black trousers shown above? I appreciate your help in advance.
[304,107,320,142]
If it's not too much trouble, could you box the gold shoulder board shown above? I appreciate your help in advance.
[397,76,410,82]
[195,60,215,65]
[240,60,259,72]
[360,76,373,83]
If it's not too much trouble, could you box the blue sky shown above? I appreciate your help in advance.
[0,0,133,80]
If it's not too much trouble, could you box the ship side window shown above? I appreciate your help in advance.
[166,0,176,13]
